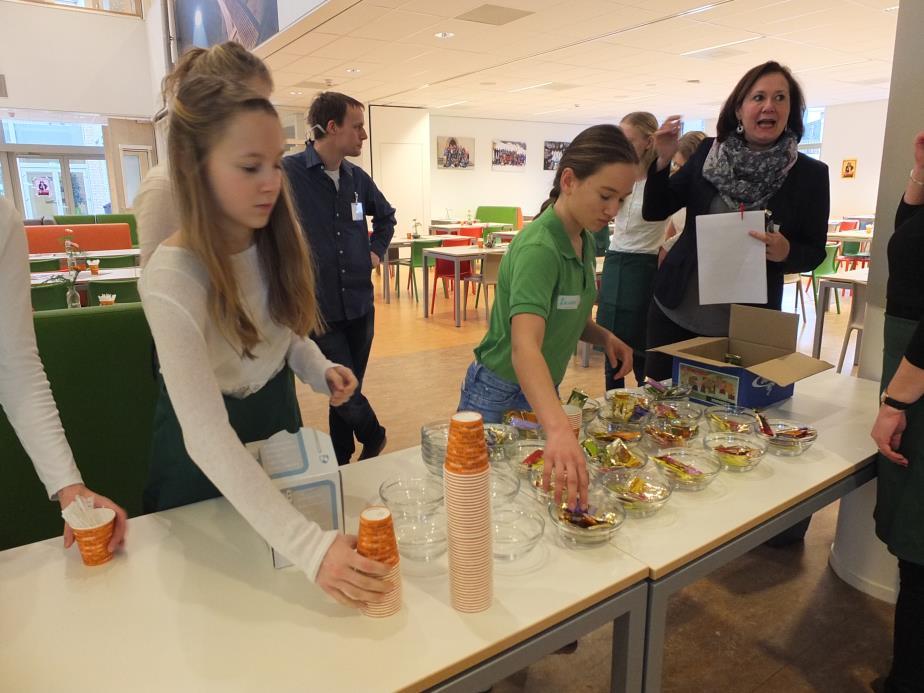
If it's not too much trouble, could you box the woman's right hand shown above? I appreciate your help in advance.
[653,115,683,171]
[541,427,590,511]
[315,534,395,608]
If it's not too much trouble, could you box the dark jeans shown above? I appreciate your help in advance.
[886,559,924,693]
[312,308,385,465]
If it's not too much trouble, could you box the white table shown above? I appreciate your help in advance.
[30,267,142,287]
[429,223,512,233]
[0,449,649,693]
[29,248,141,262]
[382,235,467,304]
[826,230,875,244]
[611,371,880,692]
[422,245,508,327]
[812,267,868,358]
[491,229,520,242]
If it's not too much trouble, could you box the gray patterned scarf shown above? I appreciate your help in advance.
[701,130,799,210]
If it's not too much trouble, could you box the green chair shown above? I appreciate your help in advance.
[87,279,141,306]
[29,259,61,272]
[474,206,523,229]
[97,214,138,247]
[54,214,95,227]
[31,283,69,311]
[802,243,841,314]
[96,254,137,269]
[835,240,869,271]
[396,239,442,301]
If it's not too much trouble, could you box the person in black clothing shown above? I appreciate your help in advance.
[642,61,829,546]
[282,92,396,465]
[869,131,924,693]
[642,60,829,381]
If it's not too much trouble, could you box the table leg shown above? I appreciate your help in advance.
[454,260,462,327]
[422,253,430,318]
[611,585,647,693]
[382,250,391,304]
[812,281,829,359]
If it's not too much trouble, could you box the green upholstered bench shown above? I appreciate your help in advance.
[474,206,523,229]
[55,214,138,246]
[0,303,157,550]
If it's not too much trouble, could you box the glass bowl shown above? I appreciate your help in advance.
[651,448,721,491]
[393,509,447,562]
[503,409,544,439]
[600,389,651,424]
[511,440,546,483]
[644,418,698,449]
[703,433,768,471]
[598,465,672,517]
[378,475,444,515]
[585,417,645,447]
[492,505,545,560]
[754,419,818,456]
[547,486,626,547]
[704,405,756,434]
[581,398,601,425]
[583,437,647,474]
[484,423,520,464]
[490,467,522,506]
[641,380,693,401]
[420,421,521,475]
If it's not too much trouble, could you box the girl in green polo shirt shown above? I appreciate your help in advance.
[458,124,638,509]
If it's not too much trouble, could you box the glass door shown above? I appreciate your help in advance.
[68,158,111,214]
[17,156,68,219]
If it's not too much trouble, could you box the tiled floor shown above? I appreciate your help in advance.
[295,272,891,692]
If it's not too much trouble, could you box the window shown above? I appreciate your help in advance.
[682,118,706,135]
[1,120,104,147]
[799,107,824,160]
[11,0,140,18]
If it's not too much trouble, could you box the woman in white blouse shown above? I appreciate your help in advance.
[0,197,127,551]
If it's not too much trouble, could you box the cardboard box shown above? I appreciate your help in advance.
[651,305,833,409]
[258,427,343,569]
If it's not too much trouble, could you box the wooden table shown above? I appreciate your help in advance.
[29,248,141,262]
[0,450,649,693]
[812,267,868,358]
[422,245,507,327]
[382,235,467,304]
[30,267,142,287]
[609,371,880,692]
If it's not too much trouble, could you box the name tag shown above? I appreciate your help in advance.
[351,202,364,221]
[557,295,580,310]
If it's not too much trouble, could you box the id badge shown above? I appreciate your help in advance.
[351,202,364,221]
[557,295,580,310]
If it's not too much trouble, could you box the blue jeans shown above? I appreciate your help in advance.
[457,362,532,423]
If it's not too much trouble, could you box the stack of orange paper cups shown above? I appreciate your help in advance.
[444,411,493,612]
[562,404,582,438]
[356,506,402,618]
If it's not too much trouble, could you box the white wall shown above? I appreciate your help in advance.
[143,0,170,115]
[819,100,888,219]
[429,115,588,221]
[368,105,430,234]
[0,2,154,117]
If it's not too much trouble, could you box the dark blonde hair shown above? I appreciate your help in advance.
[676,130,707,165]
[169,76,320,357]
[620,111,659,172]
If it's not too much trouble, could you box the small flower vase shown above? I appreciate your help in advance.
[66,285,81,309]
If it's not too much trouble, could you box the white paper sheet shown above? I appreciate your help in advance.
[695,210,768,305]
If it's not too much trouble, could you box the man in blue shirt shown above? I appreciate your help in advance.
[283,92,396,465]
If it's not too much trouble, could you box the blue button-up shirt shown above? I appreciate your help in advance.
[283,143,396,323]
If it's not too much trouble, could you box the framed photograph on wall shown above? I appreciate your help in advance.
[543,141,569,171]
[436,136,475,169]
[841,159,857,179]
[492,140,527,171]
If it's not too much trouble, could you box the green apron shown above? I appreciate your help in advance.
[874,315,924,564]
[596,250,658,361]
[142,366,303,513]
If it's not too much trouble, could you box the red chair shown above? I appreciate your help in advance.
[431,237,474,319]
[458,227,483,240]
[838,220,860,232]
[25,224,132,253]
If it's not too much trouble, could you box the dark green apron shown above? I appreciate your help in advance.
[142,366,303,513]
[874,315,924,564]
[596,250,658,357]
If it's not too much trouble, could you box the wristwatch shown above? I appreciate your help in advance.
[880,391,914,410]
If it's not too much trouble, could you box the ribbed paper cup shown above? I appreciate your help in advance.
[357,506,400,566]
[360,564,402,618]
[71,508,116,566]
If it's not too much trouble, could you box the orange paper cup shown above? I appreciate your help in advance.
[357,506,400,566]
[71,508,116,566]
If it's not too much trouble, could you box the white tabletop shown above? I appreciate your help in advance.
[30,267,142,286]
[430,222,511,230]
[423,245,507,260]
[0,450,647,692]
[822,267,869,285]
[388,234,465,248]
[827,231,874,243]
[610,371,880,579]
[29,248,140,261]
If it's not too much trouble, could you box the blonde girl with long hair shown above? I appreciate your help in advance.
[139,75,393,608]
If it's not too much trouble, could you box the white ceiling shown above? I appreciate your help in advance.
[255,0,898,123]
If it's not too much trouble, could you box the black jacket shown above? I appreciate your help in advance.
[643,137,829,311]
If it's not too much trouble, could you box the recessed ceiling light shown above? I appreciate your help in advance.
[434,31,455,39]
[288,91,303,95]
[681,36,762,57]
[509,81,553,93]
[346,67,361,73]
[884,5,899,10]
[417,84,430,90]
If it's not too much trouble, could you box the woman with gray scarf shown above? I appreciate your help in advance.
[642,61,829,382]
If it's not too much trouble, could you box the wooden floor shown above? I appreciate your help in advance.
[295,269,889,693]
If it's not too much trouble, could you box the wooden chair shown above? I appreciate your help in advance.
[463,253,503,320]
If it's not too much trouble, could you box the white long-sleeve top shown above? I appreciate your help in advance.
[608,177,669,254]
[0,197,83,498]
[136,164,177,269]
[139,242,339,580]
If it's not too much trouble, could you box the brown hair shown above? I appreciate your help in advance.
[308,91,364,140]
[676,130,707,165]
[620,111,659,172]
[158,42,272,118]
[716,61,805,143]
[169,75,320,357]
[539,124,638,215]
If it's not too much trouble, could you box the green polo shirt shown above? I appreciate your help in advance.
[474,205,597,384]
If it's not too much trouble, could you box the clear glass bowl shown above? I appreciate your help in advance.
[490,467,521,506]
[378,475,444,515]
[704,404,757,434]
[393,509,447,562]
[585,416,645,447]
[641,380,693,401]
[754,419,818,456]
[502,410,544,440]
[526,448,594,503]
[581,398,601,425]
[583,437,647,474]
[600,389,652,424]
[703,432,768,471]
[644,418,698,449]
[484,423,521,464]
[598,465,672,517]
[492,505,544,560]
[511,440,546,483]
[651,448,721,491]
[547,487,626,547]
[420,420,521,475]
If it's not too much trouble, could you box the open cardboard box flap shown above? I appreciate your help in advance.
[747,351,833,386]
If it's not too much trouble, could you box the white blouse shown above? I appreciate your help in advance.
[608,177,669,255]
[135,164,177,268]
[139,243,339,580]
[0,197,83,498]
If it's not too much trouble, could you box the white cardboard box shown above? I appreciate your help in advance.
[258,428,344,569]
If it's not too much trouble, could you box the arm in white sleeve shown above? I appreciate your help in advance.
[136,165,179,268]
[0,201,82,498]
[287,334,337,395]
[141,286,337,580]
